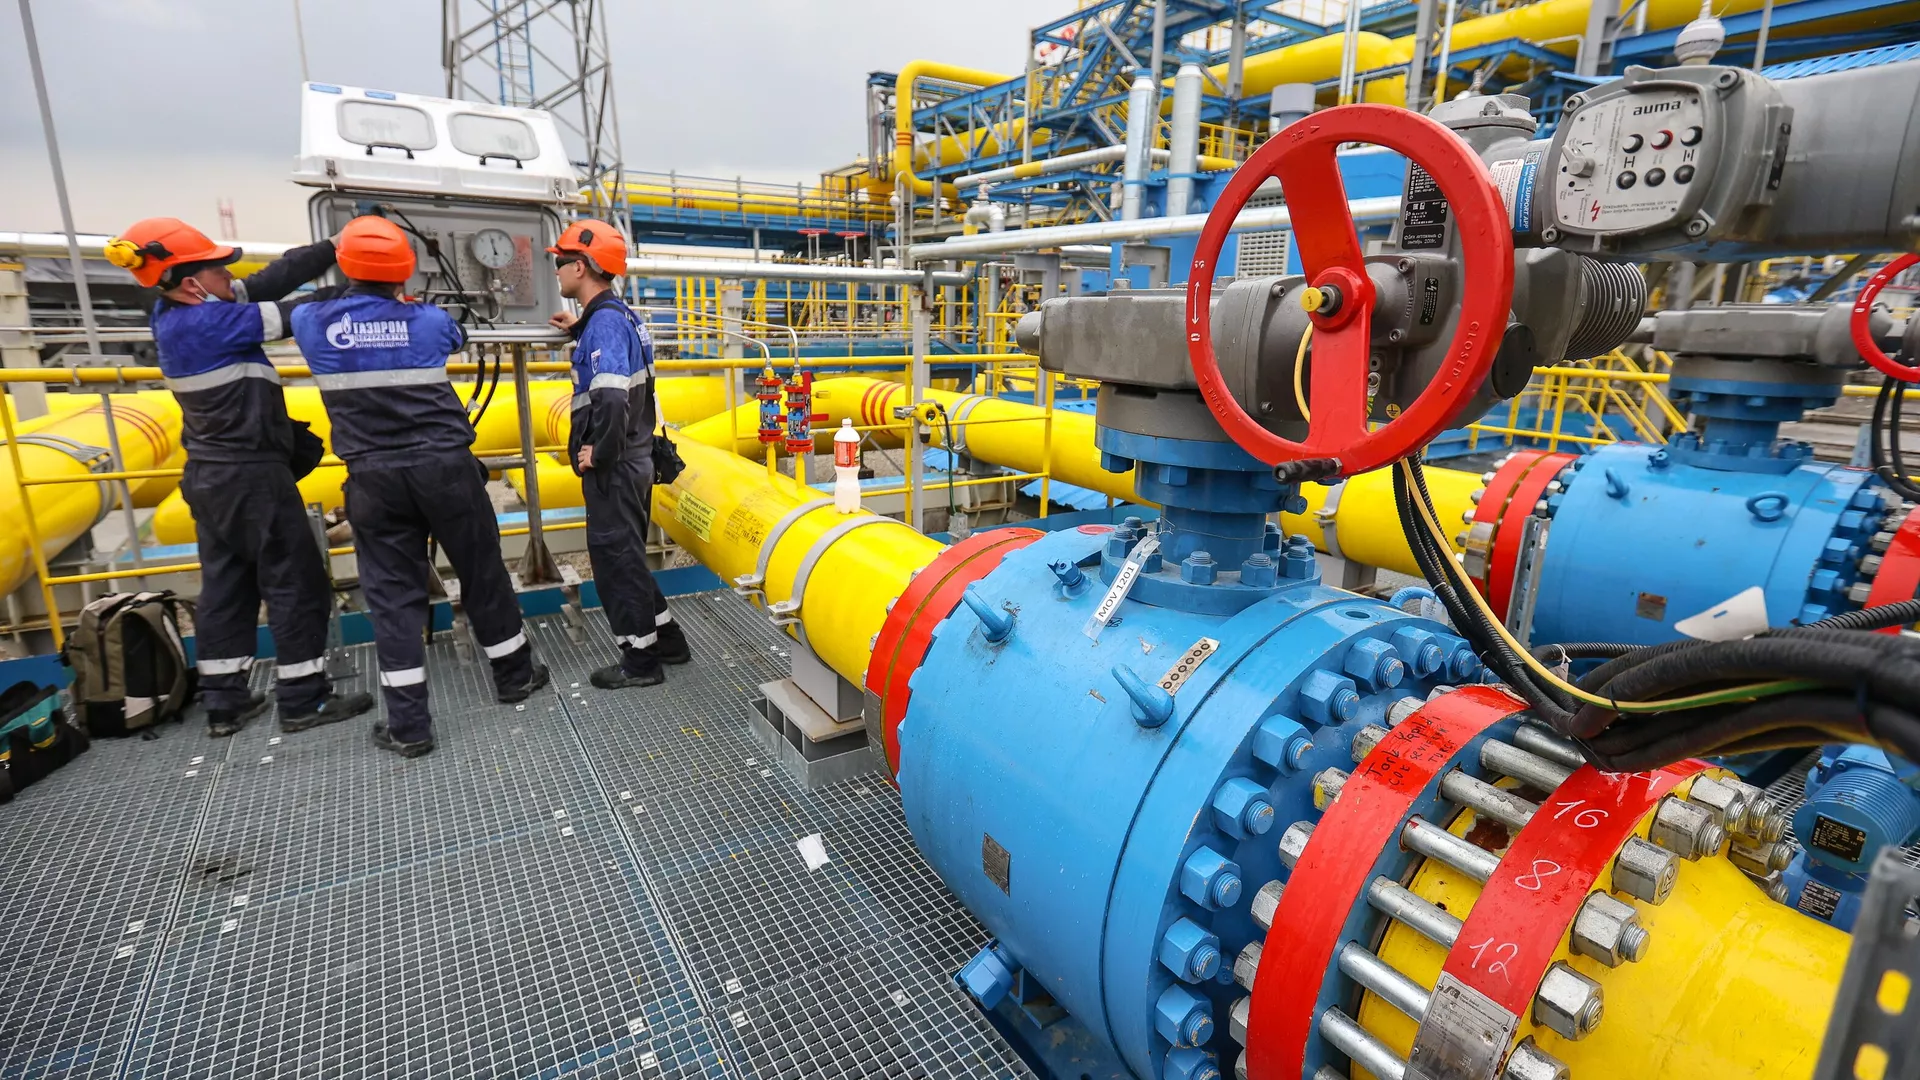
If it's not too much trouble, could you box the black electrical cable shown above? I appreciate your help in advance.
[1390,455,1920,769]
[1529,642,1641,663]
[1872,375,1920,502]
[1806,597,1920,632]
[373,205,504,427]
[928,400,958,526]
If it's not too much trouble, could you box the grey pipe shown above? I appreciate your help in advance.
[1167,64,1205,218]
[956,146,1170,190]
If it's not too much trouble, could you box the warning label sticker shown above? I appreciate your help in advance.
[1400,164,1450,250]
[676,491,717,542]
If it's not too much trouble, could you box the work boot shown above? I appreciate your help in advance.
[279,690,376,733]
[370,721,435,759]
[655,621,692,666]
[496,662,552,704]
[591,650,665,690]
[207,691,270,738]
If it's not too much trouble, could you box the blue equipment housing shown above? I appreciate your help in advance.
[893,421,1487,1080]
[1782,746,1920,930]
[1527,443,1893,646]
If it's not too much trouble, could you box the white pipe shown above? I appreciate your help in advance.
[955,146,1171,190]
[1120,71,1159,222]
[1431,0,1460,108]
[1167,63,1205,218]
[909,195,1403,262]
[0,233,971,288]
[625,257,971,288]
[0,231,298,261]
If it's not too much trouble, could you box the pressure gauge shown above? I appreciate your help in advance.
[470,228,516,269]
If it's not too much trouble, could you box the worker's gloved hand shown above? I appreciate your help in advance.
[549,310,578,333]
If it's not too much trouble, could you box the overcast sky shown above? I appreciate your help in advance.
[1,0,1040,240]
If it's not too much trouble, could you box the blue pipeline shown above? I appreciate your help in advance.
[895,524,1483,1079]
[1528,442,1891,646]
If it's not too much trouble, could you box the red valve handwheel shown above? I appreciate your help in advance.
[1852,253,1920,382]
[1185,103,1515,476]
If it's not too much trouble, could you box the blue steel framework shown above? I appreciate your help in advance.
[890,0,1920,202]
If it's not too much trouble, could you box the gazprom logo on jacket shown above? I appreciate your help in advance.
[325,312,411,350]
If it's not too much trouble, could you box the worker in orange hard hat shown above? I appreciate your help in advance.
[105,216,373,739]
[290,216,548,758]
[547,219,689,689]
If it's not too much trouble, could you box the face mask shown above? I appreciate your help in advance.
[190,278,224,304]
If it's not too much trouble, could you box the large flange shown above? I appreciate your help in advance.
[1409,760,1707,1077]
[864,527,1045,776]
[1464,450,1577,620]
[1245,685,1522,1079]
[1866,505,1920,632]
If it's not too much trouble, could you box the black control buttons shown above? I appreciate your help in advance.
[1681,125,1703,146]
[1674,164,1695,184]
[1644,167,1666,187]
[1616,170,1637,190]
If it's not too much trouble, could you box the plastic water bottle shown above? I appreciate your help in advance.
[833,418,862,513]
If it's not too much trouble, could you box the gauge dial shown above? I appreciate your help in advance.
[470,228,516,269]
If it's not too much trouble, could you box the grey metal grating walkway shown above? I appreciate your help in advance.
[0,591,1031,1080]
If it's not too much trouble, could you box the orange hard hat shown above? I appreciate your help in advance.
[547,219,627,277]
[103,217,238,288]
[335,216,417,283]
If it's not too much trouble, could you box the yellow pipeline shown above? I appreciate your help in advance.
[1281,466,1478,575]
[151,381,579,545]
[893,61,1023,198]
[682,376,1138,503]
[653,437,943,686]
[614,181,892,223]
[1360,779,1847,1080]
[0,393,182,595]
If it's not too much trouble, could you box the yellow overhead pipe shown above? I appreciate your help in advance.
[653,437,944,687]
[0,393,182,595]
[1361,779,1847,1080]
[893,61,1022,199]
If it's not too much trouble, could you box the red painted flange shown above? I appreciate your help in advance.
[1185,104,1515,477]
[864,528,1043,777]
[1245,684,1522,1080]
[1468,450,1576,620]
[1439,761,1705,1018]
[1865,505,1920,634]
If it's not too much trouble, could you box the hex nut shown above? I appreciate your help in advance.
[1229,996,1251,1044]
[1728,838,1795,876]
[1234,941,1263,991]
[1155,984,1214,1048]
[1502,1037,1570,1080]
[1570,891,1649,967]
[1279,821,1315,869]
[1212,777,1277,840]
[1613,836,1679,904]
[1350,724,1391,763]
[1649,795,1725,860]
[1159,917,1222,984]
[1386,696,1424,726]
[1313,768,1349,811]
[1235,1052,1250,1080]
[1250,879,1285,931]
[1533,961,1604,1041]
[1684,776,1752,835]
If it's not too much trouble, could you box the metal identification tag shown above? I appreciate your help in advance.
[1159,638,1220,694]
[1083,534,1160,643]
